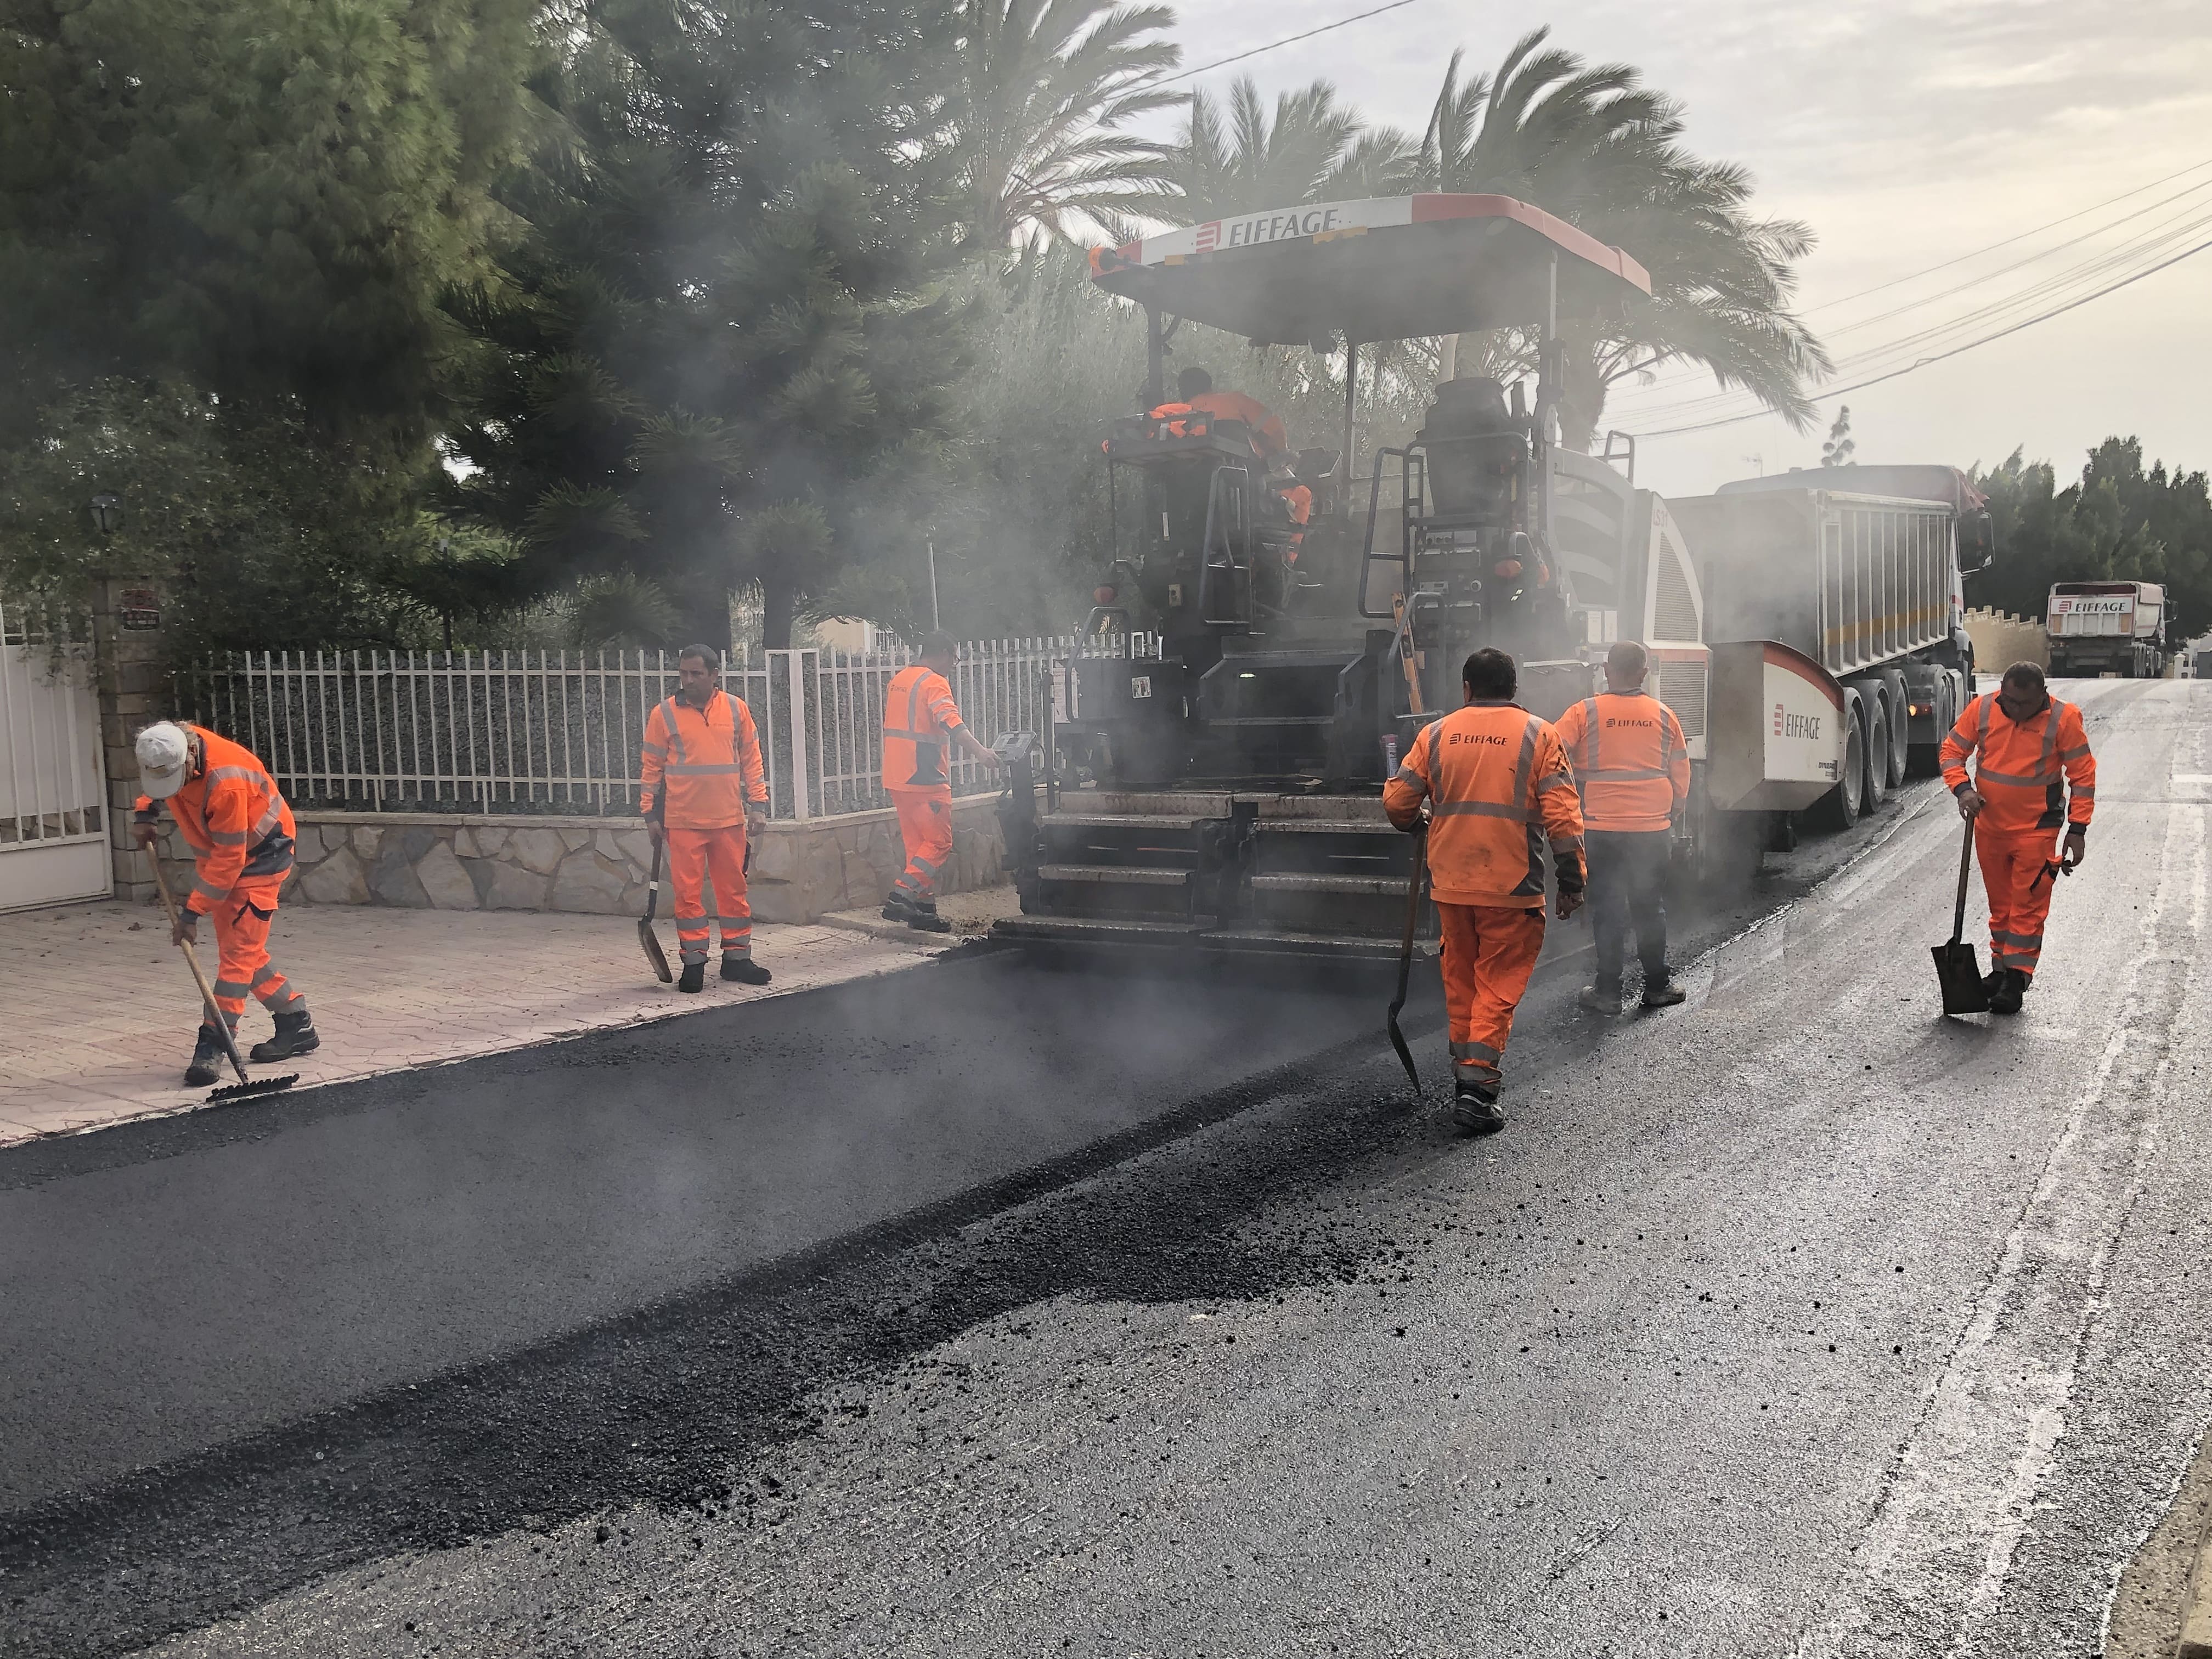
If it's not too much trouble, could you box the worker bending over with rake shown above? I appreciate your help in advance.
[1386,648,1585,1133]
[1939,661,2094,1015]
[133,720,318,1086]
[642,644,772,992]
[881,631,1000,933]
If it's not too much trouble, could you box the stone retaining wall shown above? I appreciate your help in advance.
[1965,607,2049,674]
[144,797,1009,924]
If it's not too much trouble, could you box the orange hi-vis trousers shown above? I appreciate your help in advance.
[667,826,752,964]
[1438,902,1546,1091]
[1978,825,2061,979]
[206,875,304,1031]
[890,786,954,905]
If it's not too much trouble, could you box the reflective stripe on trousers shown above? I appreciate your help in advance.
[666,825,752,962]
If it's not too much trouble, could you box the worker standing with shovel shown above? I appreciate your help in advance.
[1385,648,1585,1133]
[1939,662,2095,1015]
[132,721,319,1086]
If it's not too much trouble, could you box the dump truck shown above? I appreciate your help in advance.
[2045,581,2166,678]
[986,193,1998,964]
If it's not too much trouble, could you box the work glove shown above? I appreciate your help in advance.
[2062,828,2086,871]
[1955,786,1984,821]
[172,909,199,947]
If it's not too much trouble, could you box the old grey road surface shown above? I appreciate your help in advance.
[3,679,2205,1658]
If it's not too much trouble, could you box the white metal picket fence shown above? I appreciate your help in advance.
[178,636,1157,821]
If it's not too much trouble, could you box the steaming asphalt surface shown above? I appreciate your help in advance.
[3,678,2207,1658]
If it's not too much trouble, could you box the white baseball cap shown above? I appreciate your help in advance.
[136,720,195,799]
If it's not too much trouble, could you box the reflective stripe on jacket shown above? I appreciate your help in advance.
[640,692,767,828]
[133,725,295,913]
[882,666,965,791]
[1552,691,1691,833]
[1383,701,1585,909]
[1938,691,2095,835]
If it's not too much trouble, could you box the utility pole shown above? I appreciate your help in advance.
[927,539,940,632]
[1743,453,1764,477]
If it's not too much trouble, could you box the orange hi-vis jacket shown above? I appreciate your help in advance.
[1939,690,2095,837]
[882,665,967,791]
[1384,701,1586,907]
[640,692,767,829]
[1552,691,1691,833]
[134,725,296,915]
[1188,391,1288,458]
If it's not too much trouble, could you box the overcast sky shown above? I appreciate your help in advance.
[1137,0,2212,499]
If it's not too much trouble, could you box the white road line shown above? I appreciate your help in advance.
[1795,755,2205,1655]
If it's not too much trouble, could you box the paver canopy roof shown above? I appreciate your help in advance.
[1089,194,1651,346]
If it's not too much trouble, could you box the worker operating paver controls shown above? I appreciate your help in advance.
[641,644,772,993]
[881,631,1000,933]
[1385,648,1586,1133]
[1940,660,2094,1015]
[132,720,318,1086]
[1553,639,1692,1013]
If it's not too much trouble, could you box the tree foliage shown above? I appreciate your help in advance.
[948,0,1181,248]
[1976,439,2212,640]
[445,0,977,648]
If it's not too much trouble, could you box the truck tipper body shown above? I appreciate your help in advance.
[2046,582,2166,678]
[1664,466,1988,834]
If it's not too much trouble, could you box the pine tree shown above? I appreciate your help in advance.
[447,0,977,648]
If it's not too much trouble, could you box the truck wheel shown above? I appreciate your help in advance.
[1882,670,1910,789]
[1810,699,1866,831]
[1906,677,1949,778]
[1863,696,1891,809]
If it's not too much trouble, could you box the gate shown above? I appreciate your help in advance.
[0,602,111,912]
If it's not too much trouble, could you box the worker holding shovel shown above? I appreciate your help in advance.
[133,721,319,1086]
[1939,662,2095,1016]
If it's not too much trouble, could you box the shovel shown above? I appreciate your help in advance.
[1387,828,1429,1096]
[1931,818,1990,1015]
[638,832,673,984]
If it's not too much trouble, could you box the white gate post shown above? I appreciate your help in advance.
[783,648,812,822]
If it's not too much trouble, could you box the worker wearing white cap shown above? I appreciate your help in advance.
[134,720,319,1086]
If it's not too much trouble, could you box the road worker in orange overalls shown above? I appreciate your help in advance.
[132,720,318,1086]
[641,644,772,993]
[881,631,1001,933]
[1385,648,1585,1133]
[1553,639,1692,1013]
[1939,661,2094,1015]
[1149,366,1291,465]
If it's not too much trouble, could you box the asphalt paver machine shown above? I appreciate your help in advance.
[991,194,1655,963]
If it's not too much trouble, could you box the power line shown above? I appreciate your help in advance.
[1612,156,2212,407]
[1631,237,2212,439]
[1139,0,1429,89]
[1804,156,2212,317]
[1617,202,2212,424]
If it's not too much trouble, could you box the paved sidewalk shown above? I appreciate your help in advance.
[0,898,981,1148]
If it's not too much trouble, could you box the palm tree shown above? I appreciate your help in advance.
[949,0,1184,248]
[1416,30,1829,449]
[1159,75,1413,223]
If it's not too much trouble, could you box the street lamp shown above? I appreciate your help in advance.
[89,493,123,534]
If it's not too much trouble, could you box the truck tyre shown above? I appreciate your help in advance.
[1906,676,1950,778]
[1881,669,1910,789]
[1863,693,1891,809]
[1810,696,1866,831]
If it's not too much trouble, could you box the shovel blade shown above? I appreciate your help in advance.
[1931,940,1989,1015]
[639,918,673,984]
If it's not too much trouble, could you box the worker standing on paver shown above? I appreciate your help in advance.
[132,720,318,1086]
[1940,661,2094,1015]
[1385,648,1585,1133]
[881,631,1000,933]
[641,645,772,994]
[1553,640,1692,1013]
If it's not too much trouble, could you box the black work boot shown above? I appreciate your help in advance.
[1452,1081,1506,1135]
[678,961,705,994]
[1988,969,2027,1015]
[1640,978,1688,1009]
[905,900,952,934]
[881,892,918,923]
[721,952,772,985]
[249,1007,319,1063]
[183,1024,227,1087]
[1980,967,2006,999]
[1578,980,1622,1014]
